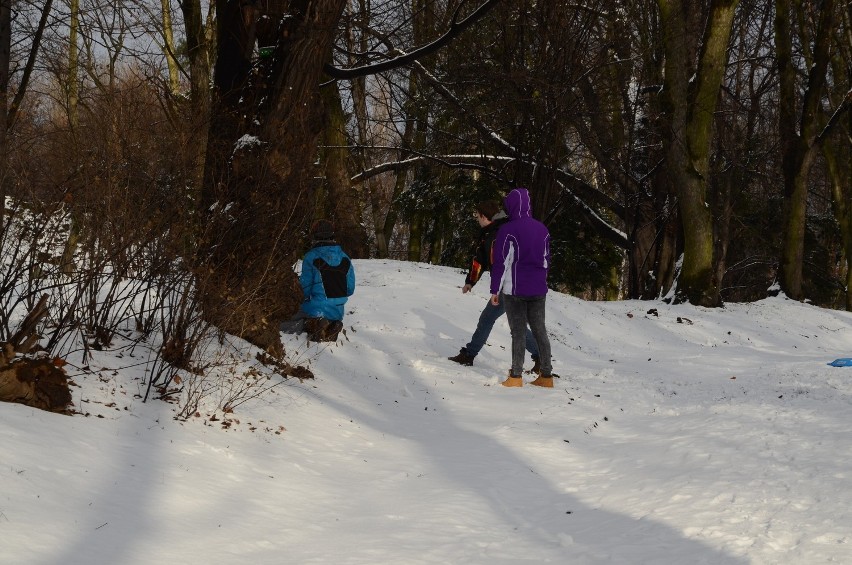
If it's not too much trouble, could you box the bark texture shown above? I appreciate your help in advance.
[199,0,347,354]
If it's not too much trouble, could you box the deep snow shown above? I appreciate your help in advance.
[2,259,852,564]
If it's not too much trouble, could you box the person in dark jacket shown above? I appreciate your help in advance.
[280,219,355,342]
[448,200,540,369]
[490,188,554,387]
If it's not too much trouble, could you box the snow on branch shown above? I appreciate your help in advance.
[816,87,852,145]
[350,154,516,184]
[324,0,501,80]
[410,60,519,155]
[349,151,624,240]
[552,179,628,249]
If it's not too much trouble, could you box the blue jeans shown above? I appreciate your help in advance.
[466,295,539,358]
[503,294,552,377]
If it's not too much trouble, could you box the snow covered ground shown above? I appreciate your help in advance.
[2,259,852,564]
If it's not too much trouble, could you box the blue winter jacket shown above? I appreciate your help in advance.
[299,243,355,321]
[490,188,551,297]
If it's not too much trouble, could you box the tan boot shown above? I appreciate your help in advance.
[501,374,523,387]
[530,375,554,388]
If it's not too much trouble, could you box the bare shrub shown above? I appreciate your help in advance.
[1,58,314,418]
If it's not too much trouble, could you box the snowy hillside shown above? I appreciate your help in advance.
[2,259,852,564]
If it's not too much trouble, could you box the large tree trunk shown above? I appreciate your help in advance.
[824,21,852,310]
[58,0,81,275]
[199,0,346,354]
[826,138,852,310]
[179,0,212,192]
[318,80,369,257]
[776,0,837,300]
[160,0,180,95]
[658,0,737,306]
[626,186,681,300]
[408,211,424,261]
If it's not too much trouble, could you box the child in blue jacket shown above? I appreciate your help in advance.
[281,220,355,341]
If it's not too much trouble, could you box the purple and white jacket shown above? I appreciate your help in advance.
[490,188,551,297]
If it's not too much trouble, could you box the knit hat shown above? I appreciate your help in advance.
[311,219,335,240]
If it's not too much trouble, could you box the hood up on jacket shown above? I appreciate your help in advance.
[503,188,533,220]
[490,187,551,298]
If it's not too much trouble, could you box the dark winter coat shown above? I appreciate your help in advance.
[490,188,551,297]
[464,212,508,287]
[299,242,355,321]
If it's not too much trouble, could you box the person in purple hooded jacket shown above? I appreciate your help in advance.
[490,188,554,387]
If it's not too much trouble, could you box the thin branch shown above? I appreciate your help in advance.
[548,180,629,249]
[350,154,515,183]
[7,0,53,130]
[408,61,625,217]
[348,150,628,248]
[816,87,852,146]
[324,0,502,80]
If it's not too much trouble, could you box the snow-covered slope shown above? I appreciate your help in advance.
[2,259,851,564]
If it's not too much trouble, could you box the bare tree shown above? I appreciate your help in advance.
[655,0,739,306]
[776,0,848,300]
[0,0,11,225]
[178,0,213,191]
[197,0,500,352]
[160,0,179,94]
[823,6,852,307]
[0,0,53,225]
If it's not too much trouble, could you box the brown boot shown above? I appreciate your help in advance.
[323,320,344,342]
[501,374,523,387]
[305,318,330,342]
[530,375,554,388]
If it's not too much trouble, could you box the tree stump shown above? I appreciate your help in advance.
[0,295,72,414]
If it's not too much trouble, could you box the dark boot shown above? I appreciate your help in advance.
[305,318,330,342]
[448,348,475,366]
[528,355,541,375]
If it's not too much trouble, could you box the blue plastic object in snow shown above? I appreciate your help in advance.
[827,358,852,367]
